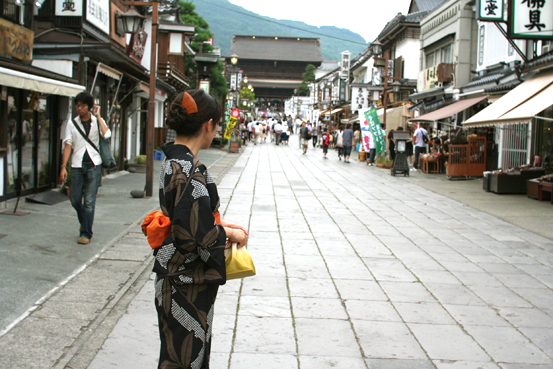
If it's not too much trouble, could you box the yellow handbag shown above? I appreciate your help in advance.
[225,242,256,280]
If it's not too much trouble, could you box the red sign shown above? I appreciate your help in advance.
[204,37,214,46]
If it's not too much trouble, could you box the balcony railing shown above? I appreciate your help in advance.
[157,61,189,89]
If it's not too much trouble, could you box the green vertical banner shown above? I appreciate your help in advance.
[364,108,385,154]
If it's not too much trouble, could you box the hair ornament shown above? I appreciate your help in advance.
[181,92,198,114]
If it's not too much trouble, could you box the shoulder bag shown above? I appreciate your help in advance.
[72,119,116,169]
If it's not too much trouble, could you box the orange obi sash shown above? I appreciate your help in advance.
[142,211,221,249]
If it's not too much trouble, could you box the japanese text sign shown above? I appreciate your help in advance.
[364,108,385,154]
[0,18,34,62]
[477,0,505,21]
[510,0,553,39]
[56,0,83,16]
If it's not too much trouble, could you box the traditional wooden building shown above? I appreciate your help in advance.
[229,35,323,111]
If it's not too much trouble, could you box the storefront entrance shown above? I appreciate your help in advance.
[3,87,58,200]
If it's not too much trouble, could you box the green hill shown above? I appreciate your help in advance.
[191,0,368,61]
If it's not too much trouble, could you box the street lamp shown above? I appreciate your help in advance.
[118,6,145,34]
[120,1,158,197]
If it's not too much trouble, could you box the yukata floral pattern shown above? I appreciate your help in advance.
[154,143,226,369]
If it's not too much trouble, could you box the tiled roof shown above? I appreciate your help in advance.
[460,71,513,89]
[377,11,429,40]
[484,79,523,93]
[522,51,553,73]
[410,0,448,13]
[230,36,323,62]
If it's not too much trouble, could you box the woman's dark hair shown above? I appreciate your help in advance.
[166,89,222,137]
[75,92,94,111]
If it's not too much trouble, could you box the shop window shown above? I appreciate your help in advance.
[1,0,19,23]
[37,96,50,187]
[169,33,183,54]
[425,52,435,68]
[441,45,452,64]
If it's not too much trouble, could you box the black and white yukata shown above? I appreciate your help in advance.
[154,143,227,369]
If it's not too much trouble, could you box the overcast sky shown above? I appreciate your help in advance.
[228,0,413,43]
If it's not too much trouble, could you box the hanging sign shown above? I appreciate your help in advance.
[509,0,553,39]
[224,108,240,139]
[340,51,351,80]
[477,0,505,22]
[0,18,34,62]
[351,85,369,114]
[56,0,83,16]
[364,108,385,154]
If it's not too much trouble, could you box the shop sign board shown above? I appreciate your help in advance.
[86,0,110,36]
[224,108,240,139]
[127,27,148,63]
[351,85,369,114]
[56,0,83,16]
[477,0,505,22]
[0,18,34,62]
[340,51,351,80]
[417,65,443,92]
[509,0,553,39]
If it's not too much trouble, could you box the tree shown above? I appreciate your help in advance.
[239,86,255,110]
[179,1,228,100]
[297,64,317,96]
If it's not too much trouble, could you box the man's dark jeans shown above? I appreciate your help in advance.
[70,163,102,239]
[414,146,427,169]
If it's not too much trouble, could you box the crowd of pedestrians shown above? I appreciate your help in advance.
[238,114,446,173]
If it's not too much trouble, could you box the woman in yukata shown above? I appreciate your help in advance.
[154,89,248,369]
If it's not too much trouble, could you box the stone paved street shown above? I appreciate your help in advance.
[89,137,553,368]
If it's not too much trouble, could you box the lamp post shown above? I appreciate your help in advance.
[119,1,157,197]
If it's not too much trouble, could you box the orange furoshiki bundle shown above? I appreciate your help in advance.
[142,211,222,249]
[142,211,172,249]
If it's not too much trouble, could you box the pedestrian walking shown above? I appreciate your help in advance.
[247,120,253,142]
[155,90,248,369]
[342,123,355,163]
[388,129,396,162]
[287,115,294,134]
[335,127,344,160]
[274,120,283,145]
[59,91,111,245]
[312,122,319,148]
[253,121,261,145]
[300,122,309,154]
[412,124,428,171]
[321,128,330,159]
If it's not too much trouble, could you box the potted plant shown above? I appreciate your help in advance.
[376,155,386,168]
[384,157,393,169]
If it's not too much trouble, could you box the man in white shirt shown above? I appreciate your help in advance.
[247,120,253,142]
[274,120,284,145]
[412,124,428,171]
[60,92,111,244]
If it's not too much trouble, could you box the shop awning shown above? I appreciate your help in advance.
[0,66,85,96]
[410,95,488,122]
[96,62,122,80]
[464,69,553,128]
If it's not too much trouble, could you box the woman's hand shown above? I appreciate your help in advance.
[221,220,248,236]
[225,228,248,248]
